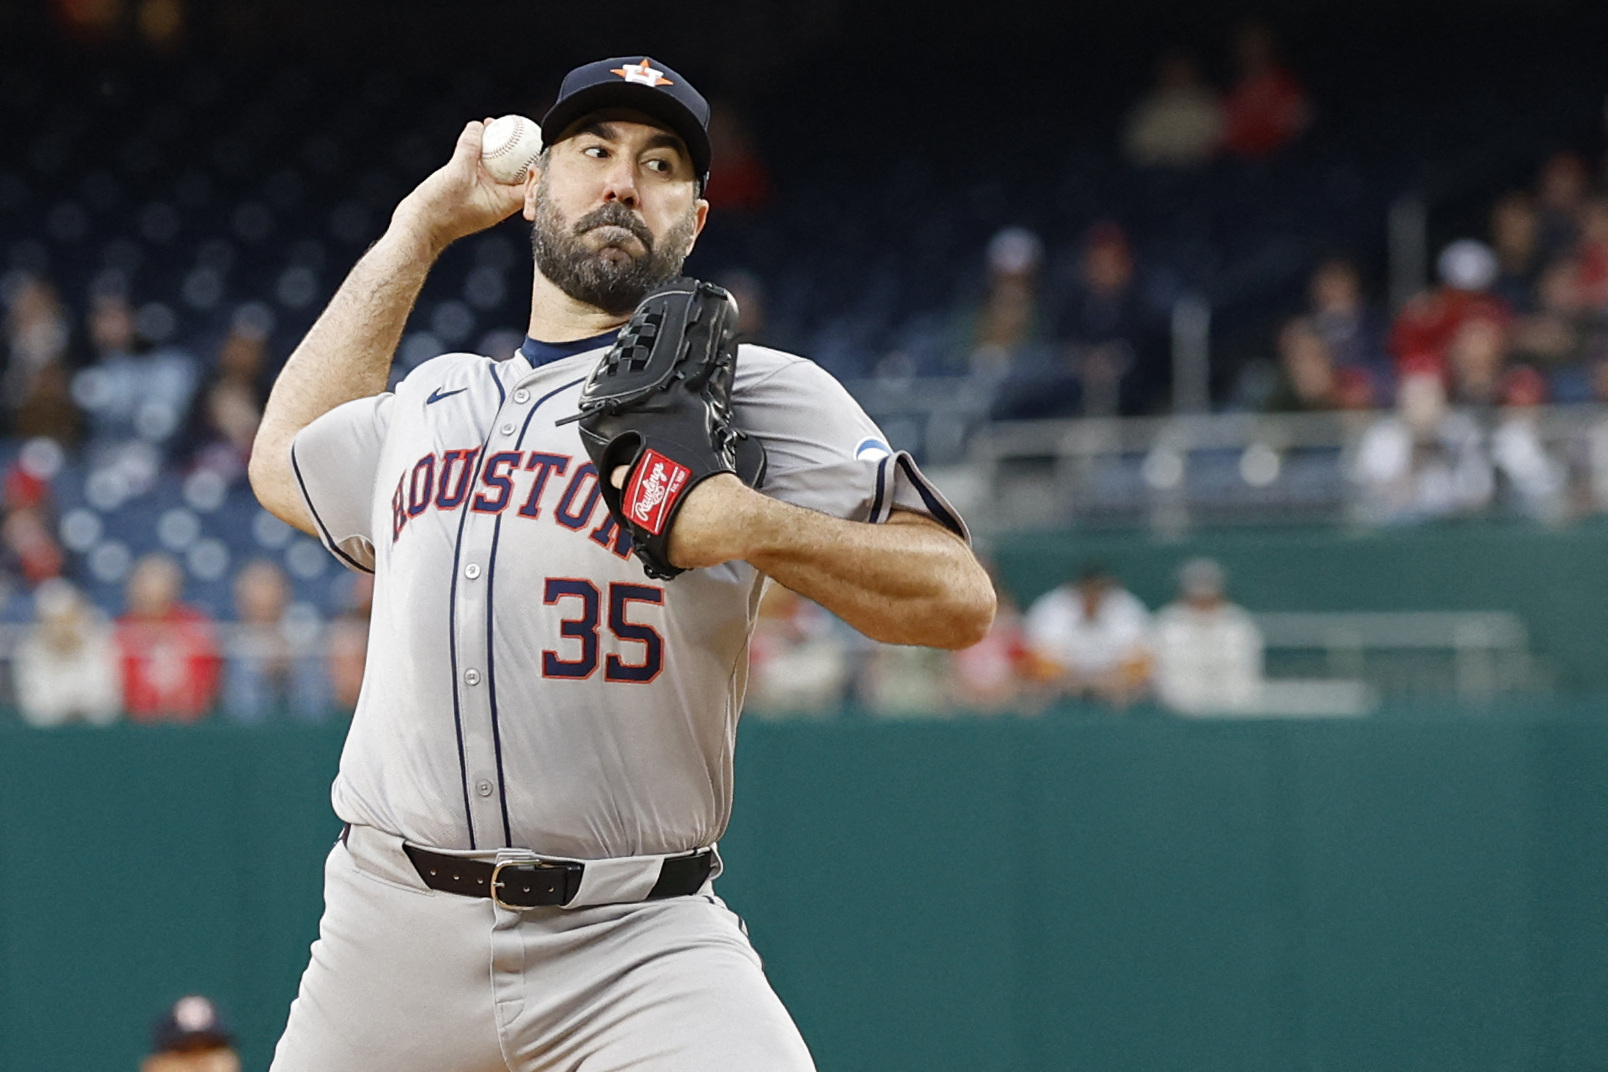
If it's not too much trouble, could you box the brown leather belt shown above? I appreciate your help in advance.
[402,843,715,909]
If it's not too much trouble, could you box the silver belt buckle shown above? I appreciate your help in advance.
[490,851,581,910]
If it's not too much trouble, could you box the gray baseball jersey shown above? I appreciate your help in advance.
[292,336,967,859]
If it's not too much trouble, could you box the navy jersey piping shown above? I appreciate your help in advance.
[478,373,588,846]
[484,512,514,847]
[443,371,508,849]
[895,454,964,536]
[290,443,375,575]
[870,456,889,523]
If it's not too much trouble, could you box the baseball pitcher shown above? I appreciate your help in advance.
[249,56,995,1072]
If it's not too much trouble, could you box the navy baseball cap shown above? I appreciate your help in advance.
[541,57,712,189]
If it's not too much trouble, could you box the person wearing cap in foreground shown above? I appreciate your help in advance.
[142,995,239,1072]
[250,56,994,1070]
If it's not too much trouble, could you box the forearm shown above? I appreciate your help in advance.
[674,478,995,648]
[249,227,439,532]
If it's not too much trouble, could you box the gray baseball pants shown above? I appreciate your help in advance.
[269,825,816,1072]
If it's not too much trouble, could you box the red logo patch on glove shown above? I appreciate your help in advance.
[623,449,691,536]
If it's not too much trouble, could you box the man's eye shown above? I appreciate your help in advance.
[645,158,671,173]
[584,146,608,159]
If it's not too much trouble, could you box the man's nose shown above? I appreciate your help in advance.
[599,158,639,208]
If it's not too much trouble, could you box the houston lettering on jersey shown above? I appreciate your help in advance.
[390,449,633,559]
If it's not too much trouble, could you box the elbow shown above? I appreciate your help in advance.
[933,581,997,651]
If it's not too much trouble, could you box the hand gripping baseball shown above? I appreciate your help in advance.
[391,120,527,255]
[561,278,767,580]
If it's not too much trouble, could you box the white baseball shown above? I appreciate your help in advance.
[480,115,543,185]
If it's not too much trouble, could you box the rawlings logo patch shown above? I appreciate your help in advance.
[624,449,690,535]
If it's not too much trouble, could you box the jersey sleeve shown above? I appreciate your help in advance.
[733,351,970,541]
[289,393,393,573]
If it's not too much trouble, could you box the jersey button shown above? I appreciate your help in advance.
[500,422,515,435]
[464,563,481,580]
[476,780,494,798]
[463,668,482,686]
[512,389,530,404]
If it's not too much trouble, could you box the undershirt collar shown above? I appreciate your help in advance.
[519,330,619,370]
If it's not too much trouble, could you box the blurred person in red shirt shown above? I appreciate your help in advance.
[116,552,221,722]
[1221,21,1311,159]
[1390,239,1511,377]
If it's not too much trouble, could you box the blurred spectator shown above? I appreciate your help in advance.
[1122,49,1223,168]
[1265,316,1375,412]
[993,223,1160,418]
[1307,257,1390,377]
[143,994,240,1072]
[1220,21,1311,159]
[1390,240,1510,377]
[1511,259,1605,387]
[745,584,851,716]
[1489,193,1543,311]
[1023,566,1152,709]
[14,579,120,728]
[327,571,374,711]
[1446,312,1510,406]
[115,553,222,723]
[1490,365,1568,521]
[223,559,330,722]
[1152,558,1263,715]
[1570,197,1608,310]
[859,644,950,717]
[1351,367,1494,524]
[187,313,271,482]
[71,290,199,454]
[958,226,1046,377]
[701,103,771,213]
[948,589,1043,713]
[0,272,82,446]
[1535,151,1589,261]
[1,505,64,587]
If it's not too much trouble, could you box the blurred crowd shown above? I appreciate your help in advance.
[12,549,369,727]
[1260,150,1608,523]
[746,559,1265,719]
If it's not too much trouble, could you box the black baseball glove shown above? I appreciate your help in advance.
[560,277,767,580]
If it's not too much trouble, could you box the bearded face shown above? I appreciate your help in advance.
[529,172,700,316]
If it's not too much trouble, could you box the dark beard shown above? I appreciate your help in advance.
[530,188,697,315]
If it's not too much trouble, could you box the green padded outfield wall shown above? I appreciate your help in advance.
[4,709,1608,1072]
[992,519,1608,690]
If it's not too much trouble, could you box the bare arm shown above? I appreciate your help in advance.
[249,120,524,532]
[668,475,996,649]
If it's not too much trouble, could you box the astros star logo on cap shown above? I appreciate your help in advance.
[611,58,673,87]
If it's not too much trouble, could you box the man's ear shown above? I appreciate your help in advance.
[682,197,710,253]
[522,163,543,221]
